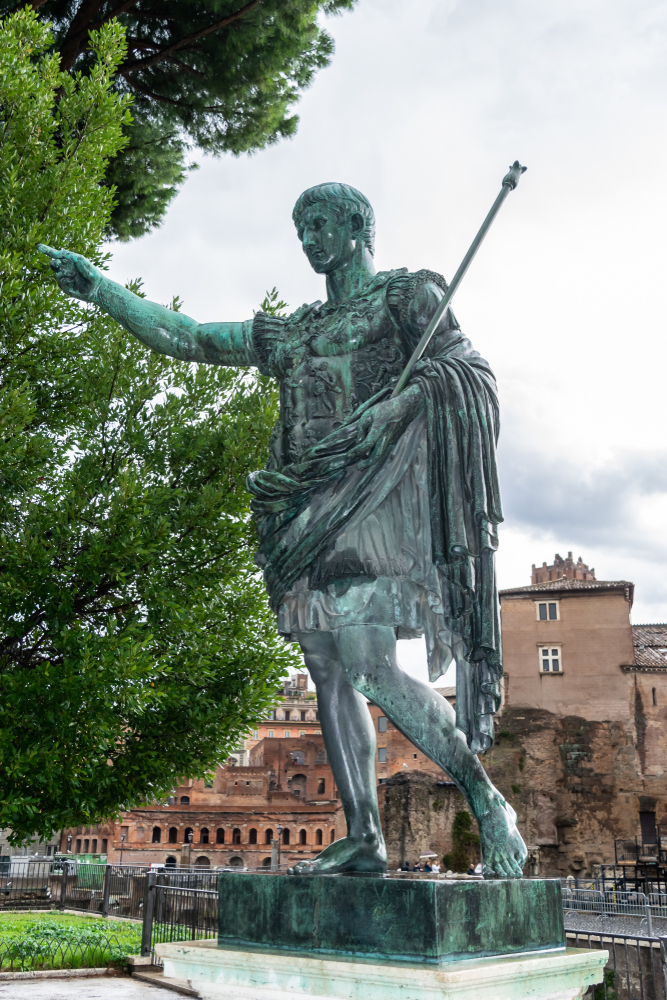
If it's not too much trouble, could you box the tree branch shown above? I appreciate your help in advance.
[120,0,263,74]
[59,0,142,72]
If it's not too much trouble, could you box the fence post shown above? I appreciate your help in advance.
[59,861,68,910]
[102,864,111,917]
[660,937,667,999]
[271,839,279,871]
[645,903,654,938]
[141,872,156,957]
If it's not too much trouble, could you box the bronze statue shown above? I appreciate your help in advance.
[40,170,528,877]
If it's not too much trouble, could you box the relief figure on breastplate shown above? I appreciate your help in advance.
[40,180,528,879]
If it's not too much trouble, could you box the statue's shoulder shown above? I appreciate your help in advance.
[385,268,449,328]
[251,300,324,376]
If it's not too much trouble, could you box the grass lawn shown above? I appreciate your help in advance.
[0,910,142,971]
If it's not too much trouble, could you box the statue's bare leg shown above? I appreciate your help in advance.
[289,629,387,875]
[291,624,526,877]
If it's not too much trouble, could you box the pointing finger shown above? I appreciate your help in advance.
[37,243,64,259]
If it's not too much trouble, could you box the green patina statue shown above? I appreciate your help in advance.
[40,181,528,878]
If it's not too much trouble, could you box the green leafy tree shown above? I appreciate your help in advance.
[442,810,481,873]
[3,0,356,239]
[0,9,297,845]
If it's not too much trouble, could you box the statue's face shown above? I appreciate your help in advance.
[296,203,360,274]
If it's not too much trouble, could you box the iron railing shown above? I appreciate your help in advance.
[564,873,667,899]
[562,886,667,926]
[0,923,141,972]
[141,877,218,967]
[615,832,667,866]
[568,930,667,1000]
[0,860,52,909]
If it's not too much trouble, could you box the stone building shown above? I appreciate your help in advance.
[486,554,667,877]
[235,673,321,766]
[63,735,342,868]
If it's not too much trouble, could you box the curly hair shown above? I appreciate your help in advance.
[292,183,376,256]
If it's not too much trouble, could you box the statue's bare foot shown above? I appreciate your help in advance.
[288,834,387,876]
[478,794,527,878]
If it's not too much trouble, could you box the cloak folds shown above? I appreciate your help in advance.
[247,330,504,755]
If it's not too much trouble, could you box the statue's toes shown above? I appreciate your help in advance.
[288,862,313,875]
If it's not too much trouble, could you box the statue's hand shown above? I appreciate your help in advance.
[37,244,102,302]
[347,387,423,469]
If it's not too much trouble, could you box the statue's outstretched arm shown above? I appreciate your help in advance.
[38,245,251,367]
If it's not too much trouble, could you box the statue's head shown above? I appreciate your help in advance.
[292,183,375,274]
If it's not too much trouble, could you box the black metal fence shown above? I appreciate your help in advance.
[143,880,218,966]
[51,862,223,918]
[0,860,53,909]
[569,930,667,1000]
[0,924,141,973]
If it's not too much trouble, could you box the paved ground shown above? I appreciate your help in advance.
[0,976,170,999]
[564,910,667,937]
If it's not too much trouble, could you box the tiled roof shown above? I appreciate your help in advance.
[632,624,667,669]
[500,579,634,604]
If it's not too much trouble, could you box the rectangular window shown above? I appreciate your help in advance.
[539,646,562,672]
[284,710,291,721]
[300,711,306,721]
[102,839,108,854]
[92,839,97,853]
[315,712,320,721]
[536,601,559,621]
[378,748,387,763]
[268,729,274,738]
[378,716,387,732]
[204,778,214,788]
[253,731,259,740]
[76,839,81,853]
[284,730,291,738]
[300,730,306,736]
[314,730,321,735]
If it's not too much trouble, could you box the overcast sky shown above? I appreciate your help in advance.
[106,0,667,681]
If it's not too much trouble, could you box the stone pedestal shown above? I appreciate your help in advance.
[156,873,606,998]
[217,873,564,963]
[155,939,607,999]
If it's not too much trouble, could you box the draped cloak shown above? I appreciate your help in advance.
[242,269,504,754]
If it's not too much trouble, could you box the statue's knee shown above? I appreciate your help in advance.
[342,661,375,697]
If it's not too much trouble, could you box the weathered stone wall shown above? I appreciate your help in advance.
[482,705,667,876]
[382,771,479,869]
[382,696,667,877]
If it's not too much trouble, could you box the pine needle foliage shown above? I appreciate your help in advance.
[2,0,357,239]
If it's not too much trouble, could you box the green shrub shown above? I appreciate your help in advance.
[442,810,480,872]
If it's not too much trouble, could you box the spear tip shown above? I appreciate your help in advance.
[502,161,527,190]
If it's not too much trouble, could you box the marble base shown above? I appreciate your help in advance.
[155,940,607,1000]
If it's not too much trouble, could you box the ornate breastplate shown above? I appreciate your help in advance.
[277,273,407,464]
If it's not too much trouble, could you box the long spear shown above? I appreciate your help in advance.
[391,160,527,398]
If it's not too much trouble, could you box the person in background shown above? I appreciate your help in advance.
[423,861,432,873]
[466,862,476,876]
[431,861,440,874]
[412,862,421,872]
[400,861,410,872]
